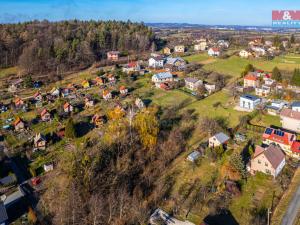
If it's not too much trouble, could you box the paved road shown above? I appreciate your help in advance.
[150,208,195,225]
[281,178,300,225]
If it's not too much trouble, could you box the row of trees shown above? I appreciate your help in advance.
[0,20,155,75]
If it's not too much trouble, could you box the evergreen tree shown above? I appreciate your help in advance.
[291,34,295,44]
[229,153,246,178]
[65,117,77,139]
[291,69,300,86]
[272,67,282,82]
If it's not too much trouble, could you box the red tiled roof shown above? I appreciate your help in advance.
[291,141,300,154]
[13,117,23,126]
[34,92,41,98]
[211,47,220,52]
[119,86,126,91]
[63,102,70,109]
[244,74,258,81]
[128,62,137,68]
[41,109,49,117]
[262,127,295,146]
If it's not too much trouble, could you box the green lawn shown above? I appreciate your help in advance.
[202,55,300,83]
[0,67,17,79]
[183,53,211,63]
[230,173,282,225]
[251,113,281,128]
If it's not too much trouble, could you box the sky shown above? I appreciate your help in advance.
[0,0,299,26]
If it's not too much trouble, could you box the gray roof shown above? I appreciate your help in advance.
[185,77,200,83]
[213,132,230,144]
[153,72,173,80]
[264,145,285,169]
[0,175,16,186]
[0,203,7,224]
[3,186,25,207]
[166,57,184,65]
[187,151,201,161]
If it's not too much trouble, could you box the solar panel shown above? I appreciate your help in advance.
[265,128,273,135]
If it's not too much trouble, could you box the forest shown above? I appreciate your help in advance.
[0,20,155,75]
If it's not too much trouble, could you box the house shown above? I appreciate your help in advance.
[14,97,24,108]
[290,141,300,159]
[262,127,296,155]
[208,47,220,57]
[162,47,172,55]
[41,109,51,122]
[264,78,275,86]
[63,102,73,113]
[94,76,105,86]
[50,87,60,97]
[159,82,171,90]
[174,45,185,53]
[248,145,285,178]
[34,133,46,150]
[61,88,70,98]
[291,102,300,112]
[43,163,54,172]
[122,62,141,74]
[209,132,230,148]
[204,84,216,94]
[13,117,25,132]
[255,85,271,97]
[82,80,90,89]
[187,151,201,162]
[135,98,145,109]
[217,40,230,48]
[119,86,128,96]
[0,175,17,186]
[266,100,287,115]
[239,50,252,58]
[280,108,300,133]
[107,74,116,84]
[239,94,261,111]
[265,40,273,47]
[194,41,207,51]
[107,51,120,61]
[3,186,25,208]
[148,56,165,68]
[92,113,105,128]
[165,57,186,71]
[251,47,266,57]
[103,90,112,100]
[244,73,260,88]
[152,72,177,87]
[33,91,43,102]
[184,78,203,91]
[84,96,94,108]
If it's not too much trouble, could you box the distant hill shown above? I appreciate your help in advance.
[146,22,300,32]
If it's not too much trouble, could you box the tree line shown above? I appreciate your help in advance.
[0,20,155,76]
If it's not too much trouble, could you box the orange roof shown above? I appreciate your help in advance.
[107,74,114,78]
[13,117,23,126]
[14,97,23,104]
[211,47,220,52]
[103,90,110,96]
[63,102,70,109]
[95,77,104,83]
[119,86,126,91]
[244,74,258,81]
[40,109,49,117]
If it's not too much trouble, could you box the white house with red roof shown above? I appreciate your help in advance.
[208,47,220,57]
[244,73,260,88]
[262,127,296,155]
[122,61,141,74]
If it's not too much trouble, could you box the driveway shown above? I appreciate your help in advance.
[281,177,300,225]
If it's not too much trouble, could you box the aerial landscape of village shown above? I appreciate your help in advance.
[0,1,300,225]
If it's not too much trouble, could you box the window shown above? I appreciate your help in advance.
[265,169,271,174]
[258,160,261,164]
[265,163,268,167]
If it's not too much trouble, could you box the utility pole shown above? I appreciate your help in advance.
[267,208,272,225]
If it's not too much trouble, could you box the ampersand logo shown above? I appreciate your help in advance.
[283,11,292,20]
